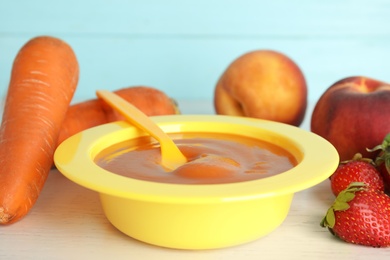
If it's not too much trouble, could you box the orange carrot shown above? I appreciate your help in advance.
[56,86,179,146]
[0,36,79,224]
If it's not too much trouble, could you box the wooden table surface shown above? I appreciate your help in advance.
[1,101,390,259]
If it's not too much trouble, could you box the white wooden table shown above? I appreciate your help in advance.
[1,101,390,259]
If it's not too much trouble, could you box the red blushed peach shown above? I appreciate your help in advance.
[214,50,307,126]
[311,76,390,161]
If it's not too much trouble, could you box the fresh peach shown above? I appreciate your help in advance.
[311,76,390,161]
[214,50,307,126]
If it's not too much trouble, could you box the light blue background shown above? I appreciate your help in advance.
[1,0,390,104]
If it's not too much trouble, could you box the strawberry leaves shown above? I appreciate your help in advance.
[321,182,366,229]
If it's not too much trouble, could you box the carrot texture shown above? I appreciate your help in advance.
[0,36,79,224]
[56,86,179,146]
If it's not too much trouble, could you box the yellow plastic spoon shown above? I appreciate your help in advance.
[96,90,187,171]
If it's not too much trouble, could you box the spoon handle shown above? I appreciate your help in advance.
[96,90,187,170]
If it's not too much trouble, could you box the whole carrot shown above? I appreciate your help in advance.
[0,36,79,224]
[56,86,179,146]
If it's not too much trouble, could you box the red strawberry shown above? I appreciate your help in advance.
[321,182,390,247]
[329,153,384,196]
[368,133,390,192]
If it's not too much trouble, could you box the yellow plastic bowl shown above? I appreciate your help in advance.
[54,115,339,250]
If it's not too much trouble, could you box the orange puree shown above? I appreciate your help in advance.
[95,133,297,184]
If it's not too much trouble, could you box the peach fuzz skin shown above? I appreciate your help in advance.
[311,76,390,161]
[214,50,307,126]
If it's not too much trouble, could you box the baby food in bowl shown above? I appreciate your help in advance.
[54,115,339,250]
[95,132,297,184]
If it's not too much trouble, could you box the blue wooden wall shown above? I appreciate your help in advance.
[1,0,390,103]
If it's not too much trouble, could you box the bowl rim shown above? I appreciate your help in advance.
[54,115,339,204]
